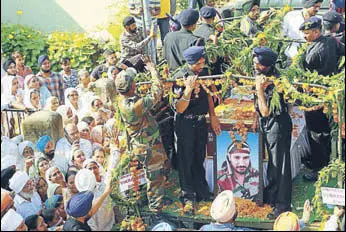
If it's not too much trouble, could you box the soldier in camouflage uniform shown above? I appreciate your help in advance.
[115,63,169,213]
[217,141,259,200]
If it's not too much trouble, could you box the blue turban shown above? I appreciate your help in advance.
[179,9,199,26]
[45,195,63,209]
[200,6,217,19]
[299,16,322,31]
[38,55,49,67]
[66,191,94,218]
[183,46,206,65]
[253,46,278,67]
[36,135,52,153]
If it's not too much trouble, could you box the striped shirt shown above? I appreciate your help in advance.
[37,71,65,105]
[60,69,79,89]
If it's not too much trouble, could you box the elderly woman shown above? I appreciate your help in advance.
[44,96,59,112]
[90,125,105,148]
[68,149,87,172]
[45,167,66,199]
[23,88,41,111]
[24,74,51,107]
[65,87,87,119]
[56,105,78,126]
[77,121,91,141]
[1,73,25,110]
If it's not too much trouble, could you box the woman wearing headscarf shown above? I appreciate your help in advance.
[90,125,105,148]
[87,96,112,119]
[83,159,115,231]
[23,88,41,111]
[1,73,25,110]
[45,167,66,199]
[56,105,78,126]
[44,96,59,112]
[77,121,91,141]
[24,74,51,107]
[65,88,87,120]
[68,149,87,173]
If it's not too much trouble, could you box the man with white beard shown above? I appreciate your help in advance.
[9,171,43,219]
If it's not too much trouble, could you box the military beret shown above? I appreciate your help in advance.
[115,68,137,94]
[243,0,261,13]
[123,16,136,27]
[38,55,49,66]
[299,16,322,31]
[200,6,217,19]
[323,11,343,25]
[253,46,278,67]
[3,58,16,71]
[302,0,324,8]
[183,46,206,65]
[179,9,200,26]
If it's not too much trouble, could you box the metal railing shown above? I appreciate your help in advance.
[1,109,36,138]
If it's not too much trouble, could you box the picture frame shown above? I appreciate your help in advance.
[207,123,265,206]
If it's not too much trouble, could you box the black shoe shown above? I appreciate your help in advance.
[196,194,214,202]
[303,171,318,182]
[267,208,282,220]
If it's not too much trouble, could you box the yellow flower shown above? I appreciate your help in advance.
[27,34,31,38]
[16,10,23,15]
[9,34,14,39]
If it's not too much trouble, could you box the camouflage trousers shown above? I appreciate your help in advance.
[133,138,170,212]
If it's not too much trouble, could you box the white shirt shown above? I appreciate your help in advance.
[282,10,306,59]
[88,177,115,231]
[55,137,93,162]
[323,215,339,231]
[13,191,42,219]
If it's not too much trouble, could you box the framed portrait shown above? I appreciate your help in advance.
[207,123,264,205]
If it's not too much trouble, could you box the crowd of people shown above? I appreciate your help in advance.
[1,0,345,231]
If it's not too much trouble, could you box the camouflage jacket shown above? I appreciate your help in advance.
[118,74,163,149]
[217,161,259,200]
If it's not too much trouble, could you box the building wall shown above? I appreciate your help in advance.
[1,0,115,32]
